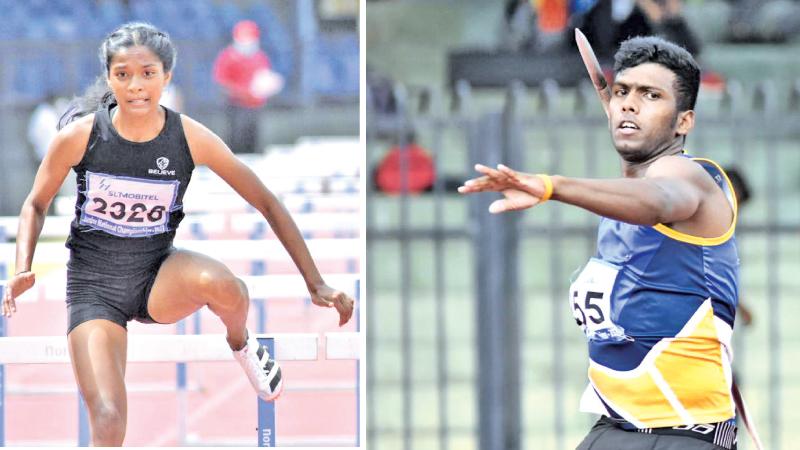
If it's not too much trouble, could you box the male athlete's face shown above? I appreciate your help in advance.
[609,62,693,163]
[107,45,172,115]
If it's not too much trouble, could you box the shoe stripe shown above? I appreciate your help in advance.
[263,360,280,390]
[260,352,271,368]
[257,345,271,366]
[256,344,265,361]
[269,367,282,392]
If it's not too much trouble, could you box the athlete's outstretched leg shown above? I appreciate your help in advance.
[145,249,282,400]
[146,249,249,350]
[68,319,128,446]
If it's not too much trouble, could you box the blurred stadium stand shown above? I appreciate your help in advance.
[0,0,358,107]
[0,0,359,215]
[366,2,800,450]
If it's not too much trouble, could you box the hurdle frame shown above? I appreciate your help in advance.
[0,225,361,446]
[0,333,331,447]
[0,264,5,445]
[258,338,278,447]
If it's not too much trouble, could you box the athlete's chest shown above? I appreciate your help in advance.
[76,144,191,237]
[595,219,664,265]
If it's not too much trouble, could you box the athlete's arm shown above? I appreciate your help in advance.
[3,115,91,317]
[551,156,706,225]
[461,155,716,226]
[181,116,353,325]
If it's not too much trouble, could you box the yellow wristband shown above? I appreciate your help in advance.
[536,174,553,203]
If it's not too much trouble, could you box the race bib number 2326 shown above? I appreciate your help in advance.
[79,171,179,237]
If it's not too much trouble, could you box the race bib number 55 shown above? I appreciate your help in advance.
[80,171,179,237]
[569,258,630,343]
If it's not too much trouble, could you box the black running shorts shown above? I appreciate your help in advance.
[65,244,175,334]
[577,417,735,450]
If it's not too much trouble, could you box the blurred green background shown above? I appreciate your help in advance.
[367,1,800,449]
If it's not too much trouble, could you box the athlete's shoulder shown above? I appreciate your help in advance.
[179,114,227,164]
[648,153,699,170]
[179,113,218,143]
[51,113,95,165]
[646,154,711,183]
[58,113,95,140]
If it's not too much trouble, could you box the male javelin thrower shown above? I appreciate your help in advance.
[460,34,749,450]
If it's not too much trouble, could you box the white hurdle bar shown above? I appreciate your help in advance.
[0,273,359,303]
[0,332,361,447]
[0,334,318,365]
[0,212,360,240]
[0,238,360,267]
[183,192,361,214]
[0,216,73,240]
[54,193,361,216]
[0,274,360,447]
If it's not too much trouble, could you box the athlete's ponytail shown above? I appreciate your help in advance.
[57,77,115,130]
[58,22,177,130]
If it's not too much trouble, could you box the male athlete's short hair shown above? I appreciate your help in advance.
[613,36,700,112]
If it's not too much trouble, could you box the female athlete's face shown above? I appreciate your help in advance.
[609,63,694,163]
[107,45,171,116]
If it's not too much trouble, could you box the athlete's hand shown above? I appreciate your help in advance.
[310,283,355,327]
[459,164,548,213]
[3,271,35,318]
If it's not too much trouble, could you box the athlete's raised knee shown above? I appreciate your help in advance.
[235,277,249,297]
[195,269,247,307]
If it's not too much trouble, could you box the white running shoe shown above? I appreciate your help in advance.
[233,331,284,401]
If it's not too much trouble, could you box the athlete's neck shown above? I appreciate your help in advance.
[620,137,685,178]
[111,105,166,143]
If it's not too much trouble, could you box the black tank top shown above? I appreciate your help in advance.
[66,103,194,254]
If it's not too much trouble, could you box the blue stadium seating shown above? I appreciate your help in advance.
[1,0,357,105]
[314,34,359,98]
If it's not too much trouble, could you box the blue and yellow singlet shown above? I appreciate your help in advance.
[570,157,739,428]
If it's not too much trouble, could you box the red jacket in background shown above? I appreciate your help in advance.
[375,143,436,195]
[213,46,271,109]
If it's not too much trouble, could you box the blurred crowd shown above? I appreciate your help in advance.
[501,0,800,53]
[1,0,358,107]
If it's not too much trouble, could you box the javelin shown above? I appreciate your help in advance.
[575,28,611,119]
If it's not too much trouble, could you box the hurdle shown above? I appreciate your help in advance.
[187,173,360,197]
[53,192,361,216]
[7,273,359,304]
[0,224,361,445]
[0,239,360,267]
[0,212,360,241]
[0,273,361,446]
[0,332,360,447]
[0,216,74,240]
[183,192,361,215]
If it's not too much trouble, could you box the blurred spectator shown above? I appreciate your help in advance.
[159,83,184,113]
[726,0,800,43]
[501,0,538,51]
[538,0,569,34]
[213,20,283,154]
[366,65,397,116]
[374,132,436,195]
[27,93,74,204]
[27,93,64,162]
[570,0,701,60]
[570,0,725,89]
[501,0,571,52]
